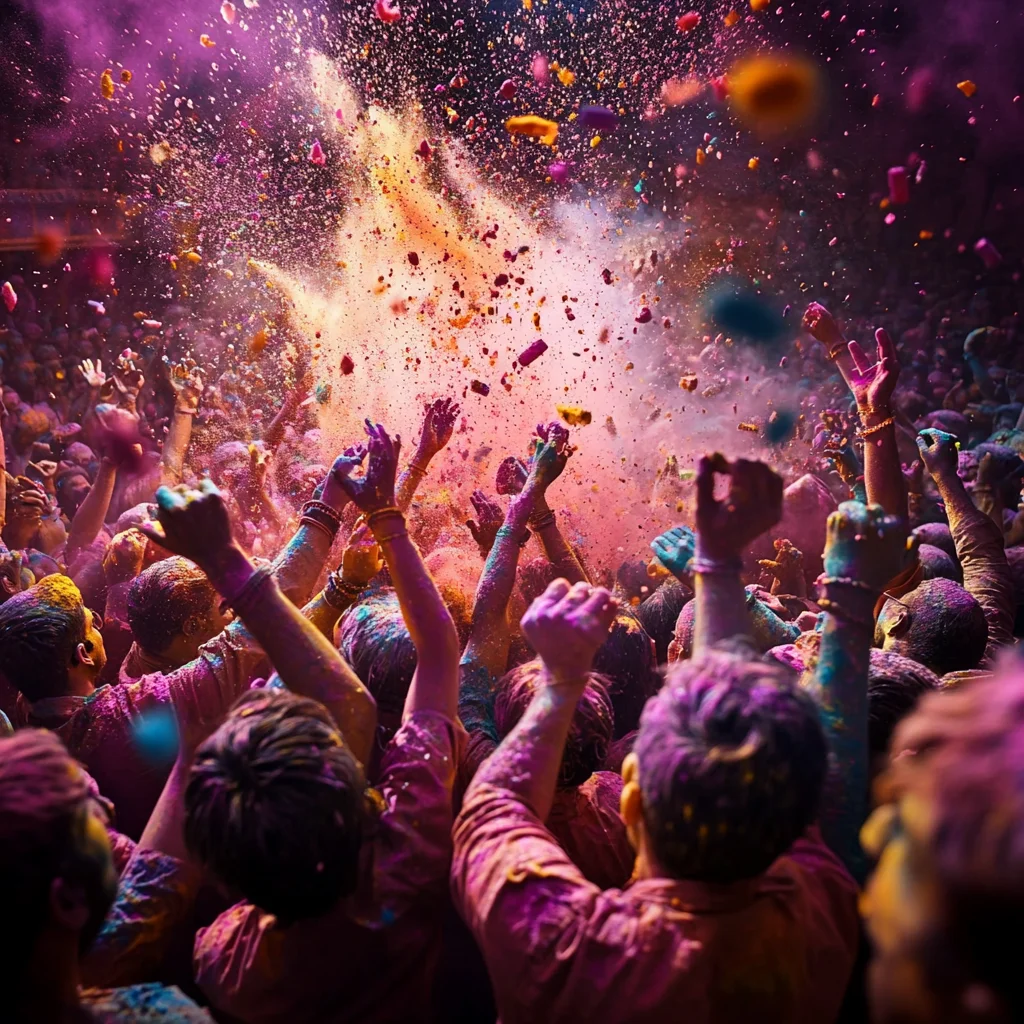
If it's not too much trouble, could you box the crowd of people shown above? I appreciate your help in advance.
[1,264,1023,1024]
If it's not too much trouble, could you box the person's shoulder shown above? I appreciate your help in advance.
[81,982,212,1021]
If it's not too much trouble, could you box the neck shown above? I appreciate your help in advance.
[15,933,81,1022]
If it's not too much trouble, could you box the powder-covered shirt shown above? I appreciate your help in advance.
[26,621,263,839]
[193,710,463,1024]
[452,783,860,1024]
[80,982,211,1022]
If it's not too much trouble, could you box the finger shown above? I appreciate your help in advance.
[847,339,872,375]
[198,479,222,499]
[155,485,188,513]
[136,522,168,545]
[466,520,481,544]
[537,578,571,606]
[875,327,897,366]
[696,455,719,508]
[578,587,618,625]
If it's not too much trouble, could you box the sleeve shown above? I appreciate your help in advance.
[371,711,465,914]
[947,499,1015,661]
[450,782,602,1012]
[165,620,267,728]
[81,849,201,989]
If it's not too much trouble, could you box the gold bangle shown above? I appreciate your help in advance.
[374,529,409,544]
[827,342,846,361]
[366,506,403,525]
[859,416,895,438]
[407,461,429,476]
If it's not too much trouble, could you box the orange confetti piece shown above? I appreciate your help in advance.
[100,69,115,100]
[957,79,977,97]
[200,34,216,48]
[748,156,759,170]
[724,9,740,26]
[505,115,558,146]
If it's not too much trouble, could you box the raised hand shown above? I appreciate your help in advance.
[79,358,107,389]
[166,357,203,413]
[466,490,506,556]
[340,522,384,587]
[317,445,366,511]
[847,328,900,417]
[112,350,145,408]
[6,476,47,522]
[417,397,460,459]
[496,455,529,496]
[695,453,784,563]
[823,501,914,593]
[94,403,143,467]
[650,524,696,578]
[520,578,619,685]
[103,529,147,586]
[138,480,236,575]
[333,421,401,514]
[916,428,960,484]
[757,538,806,596]
[529,421,573,491]
[802,301,844,345]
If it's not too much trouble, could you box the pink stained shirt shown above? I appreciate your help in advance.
[193,711,464,1024]
[451,783,861,1024]
[25,621,264,839]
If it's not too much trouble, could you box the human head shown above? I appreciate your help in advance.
[54,468,92,519]
[862,666,1024,1023]
[636,578,690,664]
[620,644,826,883]
[493,660,614,787]
[0,730,118,993]
[591,611,659,739]
[127,557,230,665]
[337,591,417,724]
[184,688,365,926]
[917,544,962,585]
[875,579,987,676]
[867,649,940,785]
[912,522,956,561]
[0,576,105,701]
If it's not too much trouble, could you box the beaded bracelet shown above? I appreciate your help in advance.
[406,461,429,476]
[323,571,365,611]
[690,557,743,575]
[302,499,342,525]
[816,574,878,592]
[827,341,847,361]
[815,596,875,630]
[220,564,273,615]
[859,416,895,438]
[374,528,409,544]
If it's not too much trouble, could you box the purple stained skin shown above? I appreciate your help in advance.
[578,106,619,132]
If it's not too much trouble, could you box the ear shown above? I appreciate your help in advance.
[620,753,644,832]
[182,615,199,637]
[49,876,89,933]
[884,606,911,639]
[75,642,95,668]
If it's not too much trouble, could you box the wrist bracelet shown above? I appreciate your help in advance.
[859,416,895,438]
[691,557,743,575]
[407,461,429,476]
[302,499,342,525]
[816,575,878,592]
[300,509,340,541]
[220,564,273,615]
[323,571,365,611]
[374,528,409,544]
[815,596,875,630]
[366,506,403,526]
[528,508,556,530]
[827,341,847,361]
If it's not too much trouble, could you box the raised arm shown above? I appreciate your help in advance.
[140,480,377,766]
[337,421,461,721]
[159,360,203,483]
[917,429,1015,661]
[470,579,618,821]
[395,397,459,511]
[810,501,911,880]
[691,453,783,653]
[303,523,383,640]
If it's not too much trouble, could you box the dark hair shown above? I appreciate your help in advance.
[901,579,987,675]
[867,650,940,756]
[636,579,690,664]
[1004,546,1024,637]
[127,556,217,655]
[634,645,827,883]
[337,591,417,718]
[592,611,660,738]
[912,522,956,561]
[0,576,87,701]
[184,688,365,926]
[493,660,614,787]
[0,730,110,975]
[917,544,962,585]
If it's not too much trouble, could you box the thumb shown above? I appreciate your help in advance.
[137,522,168,547]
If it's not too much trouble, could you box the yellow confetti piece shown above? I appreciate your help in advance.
[100,68,115,100]
[738,421,759,432]
[505,115,558,146]
[957,79,977,97]
[590,134,601,148]
[200,34,216,48]
[557,67,576,87]
[184,251,202,263]
[750,0,769,8]
[557,404,592,426]
[748,156,759,170]
[724,9,740,26]
[696,147,706,164]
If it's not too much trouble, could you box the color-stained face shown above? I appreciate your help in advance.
[83,607,107,674]
[860,795,942,1024]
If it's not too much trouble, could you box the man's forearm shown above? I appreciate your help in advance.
[395,448,432,511]
[693,569,753,652]
[209,546,377,766]
[809,585,874,881]
[862,423,908,520]
[748,595,800,651]
[531,497,589,584]
[66,459,117,559]
[471,676,579,822]
[160,407,195,481]
[271,522,335,607]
